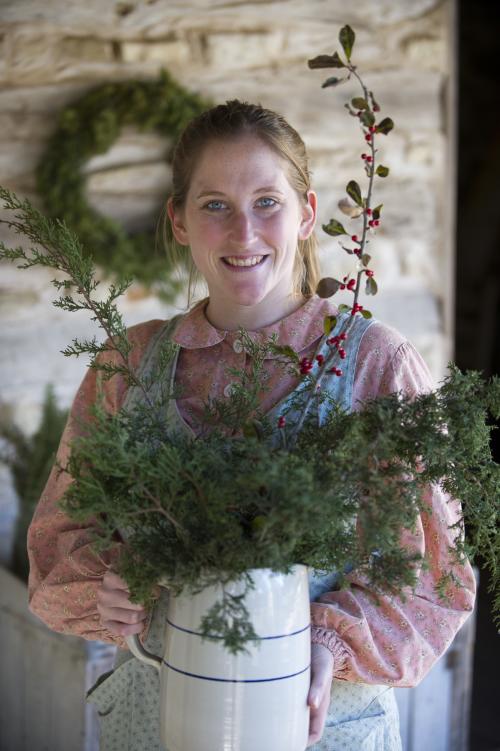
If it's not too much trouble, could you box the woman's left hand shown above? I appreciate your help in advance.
[306,642,334,747]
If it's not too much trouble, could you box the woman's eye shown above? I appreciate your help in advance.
[204,200,226,211]
[257,197,278,208]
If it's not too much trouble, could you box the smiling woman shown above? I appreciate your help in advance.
[22,98,477,751]
[167,134,318,330]
[162,101,322,320]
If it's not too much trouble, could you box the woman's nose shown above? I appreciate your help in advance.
[228,210,257,245]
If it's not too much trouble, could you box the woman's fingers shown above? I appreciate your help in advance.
[97,570,150,636]
[102,570,130,591]
[306,643,334,747]
[101,619,147,637]
[307,688,331,747]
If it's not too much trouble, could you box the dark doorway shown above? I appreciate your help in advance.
[456,2,500,750]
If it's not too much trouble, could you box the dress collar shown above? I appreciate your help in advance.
[171,295,336,358]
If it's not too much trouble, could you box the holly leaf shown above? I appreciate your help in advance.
[322,218,346,236]
[365,277,378,296]
[338,304,351,314]
[308,52,345,69]
[323,314,338,335]
[346,180,363,207]
[361,309,373,319]
[317,278,341,299]
[361,253,371,266]
[351,97,368,110]
[338,198,364,218]
[372,204,383,220]
[321,76,345,89]
[360,110,375,127]
[271,344,298,360]
[376,165,389,177]
[376,117,394,135]
[339,25,355,61]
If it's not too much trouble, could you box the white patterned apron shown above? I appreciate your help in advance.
[87,310,402,751]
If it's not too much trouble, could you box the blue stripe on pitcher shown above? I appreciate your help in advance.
[165,618,311,640]
[162,661,311,683]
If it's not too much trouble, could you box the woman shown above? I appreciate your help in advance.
[27,100,476,750]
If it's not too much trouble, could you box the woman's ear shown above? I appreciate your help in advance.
[167,196,189,246]
[298,190,317,241]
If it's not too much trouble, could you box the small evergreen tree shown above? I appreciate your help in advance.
[0,385,68,581]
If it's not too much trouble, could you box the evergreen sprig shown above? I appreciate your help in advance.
[1,180,500,652]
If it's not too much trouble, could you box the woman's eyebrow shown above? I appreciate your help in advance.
[196,186,285,198]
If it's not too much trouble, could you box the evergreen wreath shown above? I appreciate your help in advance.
[36,70,213,298]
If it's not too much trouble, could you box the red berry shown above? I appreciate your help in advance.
[361,153,368,160]
[339,333,347,341]
[369,126,376,134]
[366,269,374,277]
[278,416,286,428]
[374,219,380,227]
[340,284,346,290]
[368,219,375,227]
[338,347,346,357]
[356,110,362,117]
[316,354,324,365]
[373,104,380,112]
[335,368,343,376]
[354,248,361,256]
[351,234,359,242]
[366,156,373,163]
[347,279,356,290]
[366,208,372,216]
[365,134,372,142]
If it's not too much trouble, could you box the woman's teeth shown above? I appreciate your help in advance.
[223,255,266,267]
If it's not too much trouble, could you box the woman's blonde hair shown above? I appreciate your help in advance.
[159,99,321,308]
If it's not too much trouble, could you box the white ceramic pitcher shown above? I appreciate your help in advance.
[126,565,311,751]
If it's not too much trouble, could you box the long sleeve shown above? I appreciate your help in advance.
[27,319,165,649]
[310,325,477,687]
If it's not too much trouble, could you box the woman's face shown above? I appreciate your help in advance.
[167,135,317,311]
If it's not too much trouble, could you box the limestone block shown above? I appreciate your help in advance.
[86,162,171,194]
[183,65,443,147]
[83,129,173,172]
[9,31,59,84]
[0,0,444,37]
[121,39,192,67]
[58,36,114,64]
[204,30,285,70]
[0,113,57,142]
[0,33,6,82]
[85,191,167,233]
[283,25,383,70]
[400,33,447,72]
[0,82,92,116]
[0,141,46,187]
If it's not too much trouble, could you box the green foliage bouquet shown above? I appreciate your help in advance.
[1,26,499,654]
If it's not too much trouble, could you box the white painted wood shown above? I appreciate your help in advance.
[0,566,87,751]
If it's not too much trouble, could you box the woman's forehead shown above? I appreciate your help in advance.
[190,136,291,193]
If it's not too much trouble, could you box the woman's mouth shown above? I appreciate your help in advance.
[222,254,269,271]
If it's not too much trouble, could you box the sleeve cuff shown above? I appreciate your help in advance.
[311,625,352,675]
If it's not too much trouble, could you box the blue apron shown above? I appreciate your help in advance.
[87,310,402,751]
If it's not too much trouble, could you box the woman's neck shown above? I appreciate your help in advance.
[204,293,308,332]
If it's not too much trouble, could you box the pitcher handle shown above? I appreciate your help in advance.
[126,634,162,673]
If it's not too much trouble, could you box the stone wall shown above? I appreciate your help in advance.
[0,0,455,552]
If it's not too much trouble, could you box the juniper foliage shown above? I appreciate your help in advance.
[1,185,499,654]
